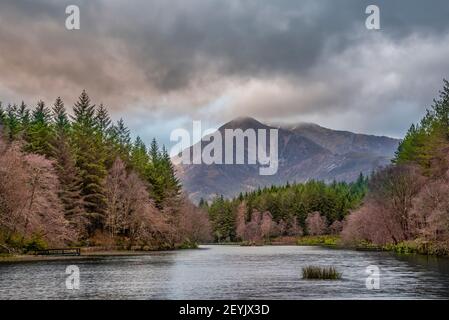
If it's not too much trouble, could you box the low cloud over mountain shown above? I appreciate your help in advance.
[177,117,399,203]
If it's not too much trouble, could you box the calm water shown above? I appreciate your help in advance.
[0,245,448,300]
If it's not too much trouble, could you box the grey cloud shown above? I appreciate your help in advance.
[0,0,449,144]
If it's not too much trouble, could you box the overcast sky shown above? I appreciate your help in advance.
[1,0,449,147]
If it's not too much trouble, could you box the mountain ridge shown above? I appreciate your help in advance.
[176,117,400,203]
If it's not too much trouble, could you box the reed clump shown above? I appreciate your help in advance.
[301,265,342,280]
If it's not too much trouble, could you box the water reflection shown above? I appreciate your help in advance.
[0,245,448,300]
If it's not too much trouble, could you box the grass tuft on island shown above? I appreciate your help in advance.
[302,265,342,280]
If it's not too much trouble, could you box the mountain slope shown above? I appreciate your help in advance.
[287,123,399,157]
[176,117,400,203]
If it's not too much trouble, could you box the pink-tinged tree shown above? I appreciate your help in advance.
[329,220,343,235]
[105,158,173,247]
[243,210,263,243]
[410,177,449,243]
[260,211,274,240]
[368,165,426,242]
[0,142,30,236]
[285,216,304,236]
[22,153,74,244]
[0,140,73,246]
[105,158,128,238]
[342,165,427,245]
[178,196,212,244]
[276,219,287,236]
[306,212,327,236]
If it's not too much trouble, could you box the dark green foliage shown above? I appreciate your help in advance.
[4,104,21,140]
[17,101,30,137]
[146,139,182,208]
[109,118,131,163]
[71,91,108,231]
[130,136,150,176]
[208,196,237,242]
[1,90,183,239]
[395,79,449,172]
[26,101,53,155]
[51,97,85,235]
[52,97,70,131]
[207,177,368,241]
[0,102,5,126]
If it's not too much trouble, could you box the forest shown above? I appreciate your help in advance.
[1,80,449,256]
[202,177,368,243]
[0,91,211,252]
[342,80,449,255]
[205,80,449,255]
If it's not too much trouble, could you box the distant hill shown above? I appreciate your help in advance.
[176,117,400,203]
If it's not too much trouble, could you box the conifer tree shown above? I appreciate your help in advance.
[146,138,163,207]
[0,102,5,128]
[71,90,107,233]
[160,146,181,196]
[17,101,30,139]
[53,97,70,131]
[394,79,449,171]
[51,97,86,236]
[113,118,131,162]
[130,136,149,176]
[95,104,112,134]
[5,104,20,140]
[26,101,53,156]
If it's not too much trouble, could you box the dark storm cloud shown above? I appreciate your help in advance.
[97,0,449,91]
[1,0,449,142]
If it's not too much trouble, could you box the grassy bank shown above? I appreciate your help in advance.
[294,235,449,257]
[382,240,449,256]
[296,235,340,247]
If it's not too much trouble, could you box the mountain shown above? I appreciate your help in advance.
[285,123,399,157]
[176,117,400,203]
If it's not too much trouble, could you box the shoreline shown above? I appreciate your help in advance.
[2,240,448,263]
[0,248,204,263]
[0,250,149,263]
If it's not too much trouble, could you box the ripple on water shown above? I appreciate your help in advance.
[0,245,448,299]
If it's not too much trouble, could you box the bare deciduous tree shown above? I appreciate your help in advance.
[0,140,73,246]
[306,212,327,236]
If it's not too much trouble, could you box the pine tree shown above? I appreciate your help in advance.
[0,102,5,128]
[71,90,108,233]
[146,140,181,209]
[130,136,149,176]
[0,102,6,138]
[26,101,53,156]
[17,101,30,139]
[146,138,163,207]
[4,104,20,140]
[95,104,112,133]
[113,118,131,161]
[51,97,86,237]
[160,145,181,197]
[53,97,70,131]
[394,79,449,172]
[149,138,160,164]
